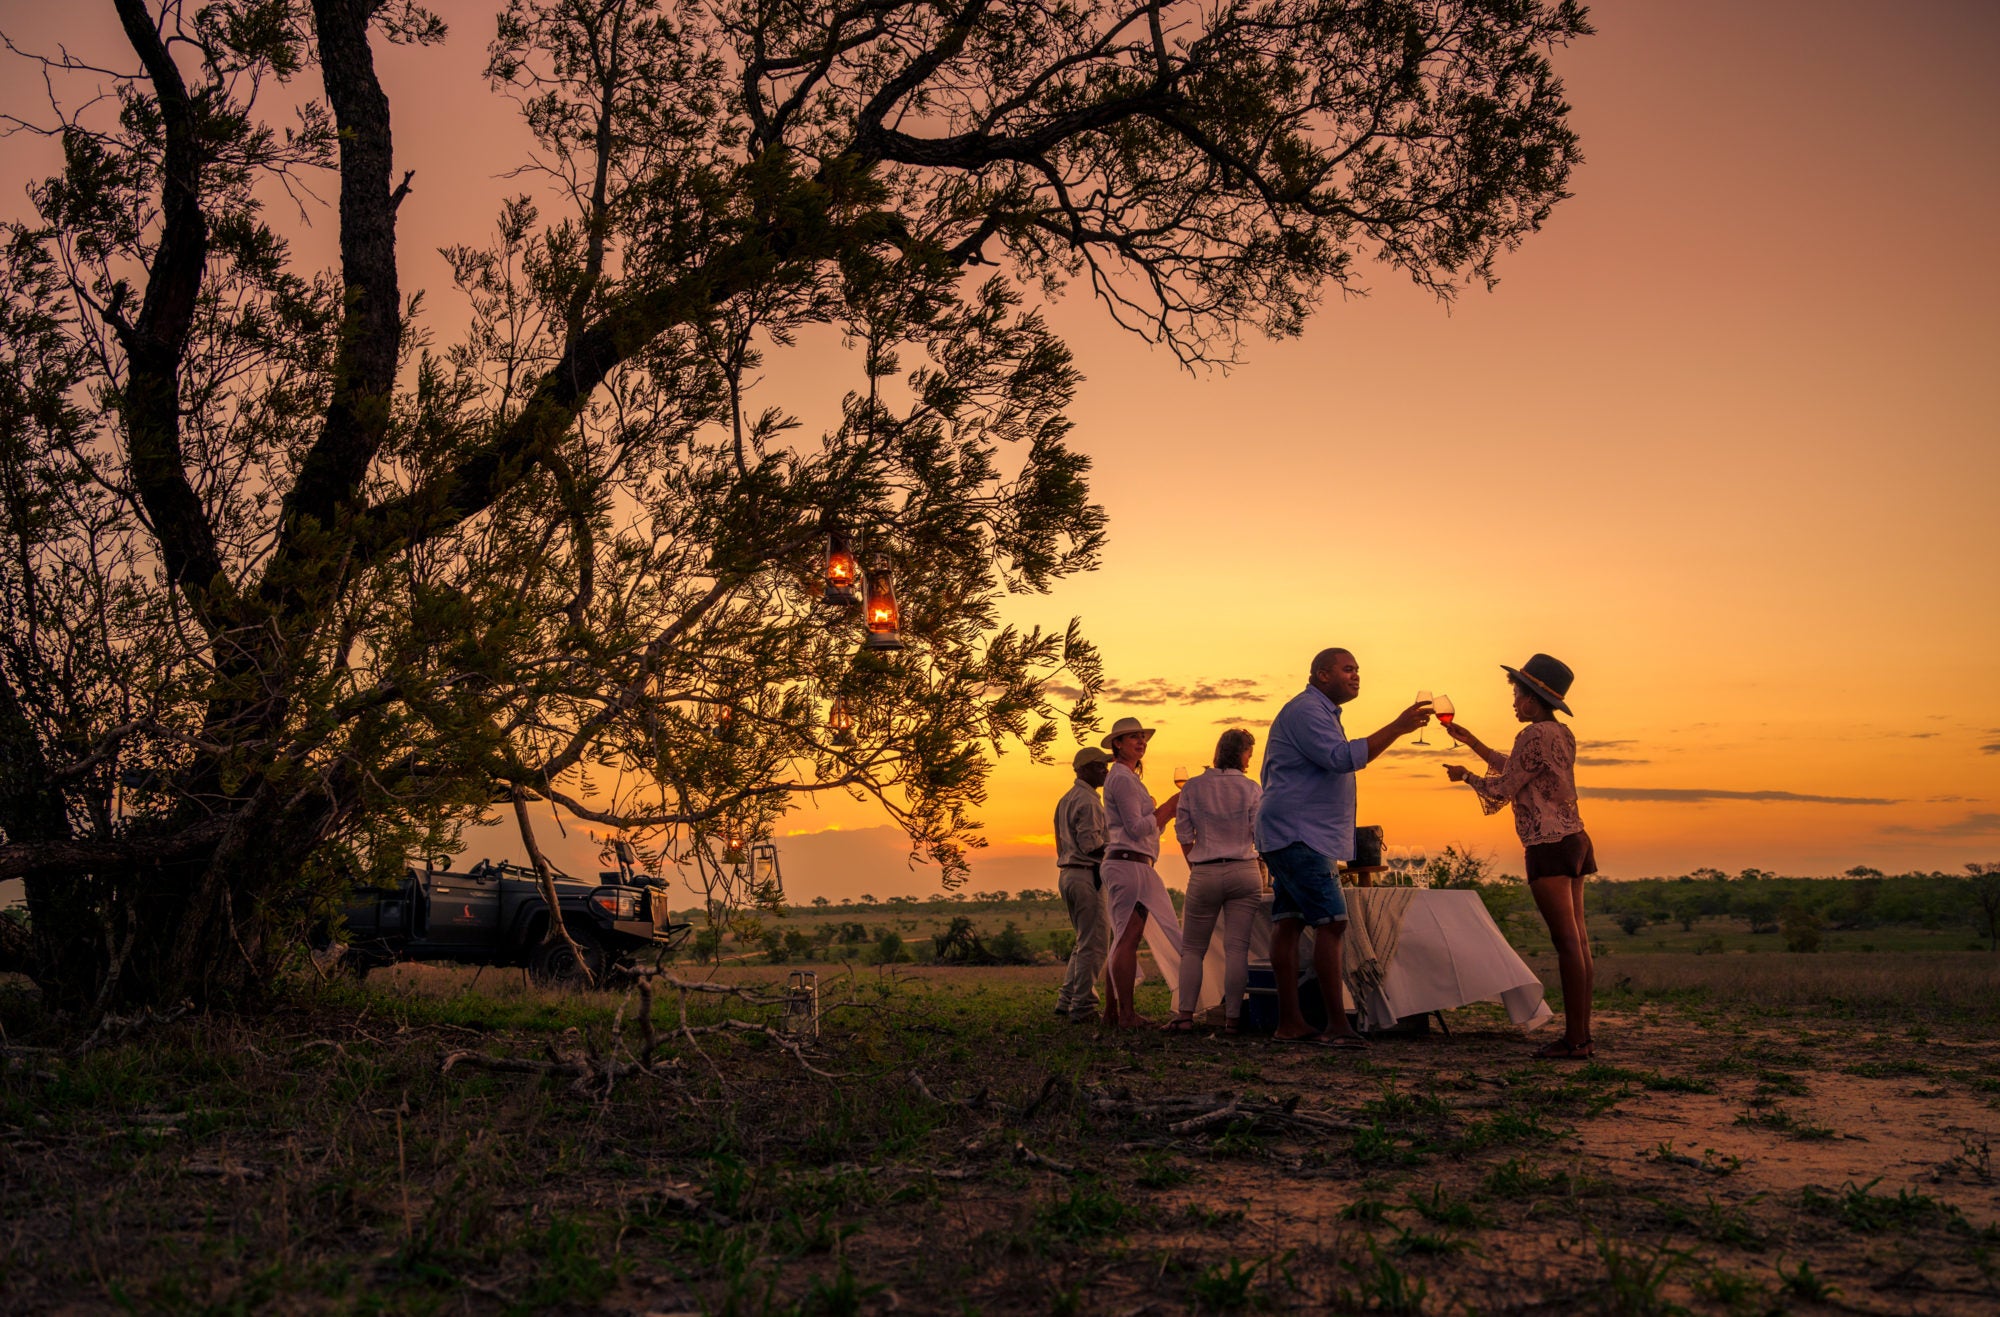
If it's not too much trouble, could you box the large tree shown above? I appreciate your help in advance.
[0,0,1588,1010]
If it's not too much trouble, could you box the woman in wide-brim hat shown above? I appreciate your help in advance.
[1441,655,1599,1060]
[1095,717,1192,1027]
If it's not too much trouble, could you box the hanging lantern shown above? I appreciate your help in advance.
[721,830,746,866]
[861,556,904,651]
[715,703,735,736]
[829,695,855,745]
[822,528,860,606]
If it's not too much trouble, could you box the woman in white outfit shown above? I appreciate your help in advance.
[1098,716,1183,1027]
[1163,728,1264,1036]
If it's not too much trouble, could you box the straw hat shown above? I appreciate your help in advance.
[1100,717,1157,750]
[1501,654,1574,715]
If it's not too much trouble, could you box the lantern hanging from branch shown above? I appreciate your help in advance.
[720,830,746,866]
[861,556,904,651]
[714,703,736,738]
[822,528,859,606]
[828,695,855,745]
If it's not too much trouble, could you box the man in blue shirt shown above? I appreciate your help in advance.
[1258,648,1431,1045]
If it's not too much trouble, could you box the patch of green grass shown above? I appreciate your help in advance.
[1595,1233,1690,1317]
[1776,1257,1840,1303]
[1035,1179,1133,1244]
[1340,1198,1390,1222]
[514,1215,620,1313]
[1657,1192,1766,1249]
[1732,1106,1835,1140]
[1350,1122,1424,1167]
[1134,1152,1193,1190]
[1341,1240,1429,1315]
[1479,1156,1571,1200]
[1186,1255,1271,1312]
[1697,1264,1767,1313]
[1405,1183,1487,1229]
[1752,1070,1809,1098]
[1841,1058,1931,1079]
[1181,1203,1249,1229]
[1390,1225,1471,1256]
[1800,1179,1968,1234]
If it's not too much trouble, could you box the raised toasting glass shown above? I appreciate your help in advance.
[1433,694,1455,750]
[1173,765,1190,789]
[1414,690,1433,745]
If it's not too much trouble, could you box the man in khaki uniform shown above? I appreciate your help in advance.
[1053,747,1112,1021]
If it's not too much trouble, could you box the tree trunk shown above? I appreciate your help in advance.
[21,843,284,1013]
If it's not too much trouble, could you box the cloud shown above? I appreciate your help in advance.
[1576,756,1649,767]
[1901,732,1939,740]
[1100,676,1266,707]
[1927,795,1980,804]
[1580,787,1899,806]
[1983,743,2000,755]
[1882,811,2000,838]
[1583,739,1638,750]
[1213,716,1273,728]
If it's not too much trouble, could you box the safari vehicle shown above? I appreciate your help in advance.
[330,841,690,984]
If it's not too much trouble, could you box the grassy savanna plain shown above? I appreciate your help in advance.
[3,894,1999,1315]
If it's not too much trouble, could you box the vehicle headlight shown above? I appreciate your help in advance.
[590,889,640,919]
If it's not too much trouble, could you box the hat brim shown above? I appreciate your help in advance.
[1101,726,1158,750]
[1502,665,1572,715]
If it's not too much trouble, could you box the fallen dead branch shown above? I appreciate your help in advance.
[1011,1140,1075,1175]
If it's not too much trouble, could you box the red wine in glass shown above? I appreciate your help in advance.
[1434,695,1456,749]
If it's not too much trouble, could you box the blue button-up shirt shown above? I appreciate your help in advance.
[1254,686,1370,859]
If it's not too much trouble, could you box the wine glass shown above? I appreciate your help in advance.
[1433,695,1455,750]
[1172,765,1191,790]
[1413,690,1433,745]
[1408,850,1431,886]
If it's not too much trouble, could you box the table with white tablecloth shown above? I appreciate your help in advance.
[1246,887,1554,1032]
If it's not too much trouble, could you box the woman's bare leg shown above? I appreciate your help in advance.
[1530,876,1591,1048]
[1569,875,1595,1028]
[1108,907,1150,1026]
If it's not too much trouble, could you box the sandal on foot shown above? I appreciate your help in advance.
[1322,1034,1369,1051]
[1273,1031,1327,1045]
[1533,1037,1594,1060]
[1160,1017,1198,1034]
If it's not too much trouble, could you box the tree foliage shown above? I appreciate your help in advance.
[0,0,1588,1009]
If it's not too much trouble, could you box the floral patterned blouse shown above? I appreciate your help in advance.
[1464,720,1586,847]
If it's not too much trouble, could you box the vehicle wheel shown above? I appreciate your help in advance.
[528,930,609,987]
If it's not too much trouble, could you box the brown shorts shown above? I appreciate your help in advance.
[1525,831,1597,881]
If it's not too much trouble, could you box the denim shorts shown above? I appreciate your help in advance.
[1263,841,1347,927]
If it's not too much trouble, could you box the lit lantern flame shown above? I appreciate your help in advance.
[721,831,746,866]
[862,558,904,651]
[829,695,855,744]
[822,528,859,606]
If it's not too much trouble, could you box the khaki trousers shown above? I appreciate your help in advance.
[1176,859,1264,1022]
[1056,866,1110,1018]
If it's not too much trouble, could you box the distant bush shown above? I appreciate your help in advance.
[1782,904,1823,954]
[986,922,1036,965]
[872,929,906,964]
[1615,911,1646,936]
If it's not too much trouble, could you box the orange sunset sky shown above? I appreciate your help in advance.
[3,0,1995,900]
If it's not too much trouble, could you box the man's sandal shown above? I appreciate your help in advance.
[1160,1017,1199,1034]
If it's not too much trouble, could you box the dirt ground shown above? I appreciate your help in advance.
[2,959,1996,1314]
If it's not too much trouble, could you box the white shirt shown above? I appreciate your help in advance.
[1175,767,1261,864]
[1102,762,1161,860]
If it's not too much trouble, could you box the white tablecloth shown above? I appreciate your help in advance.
[1248,888,1553,1031]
